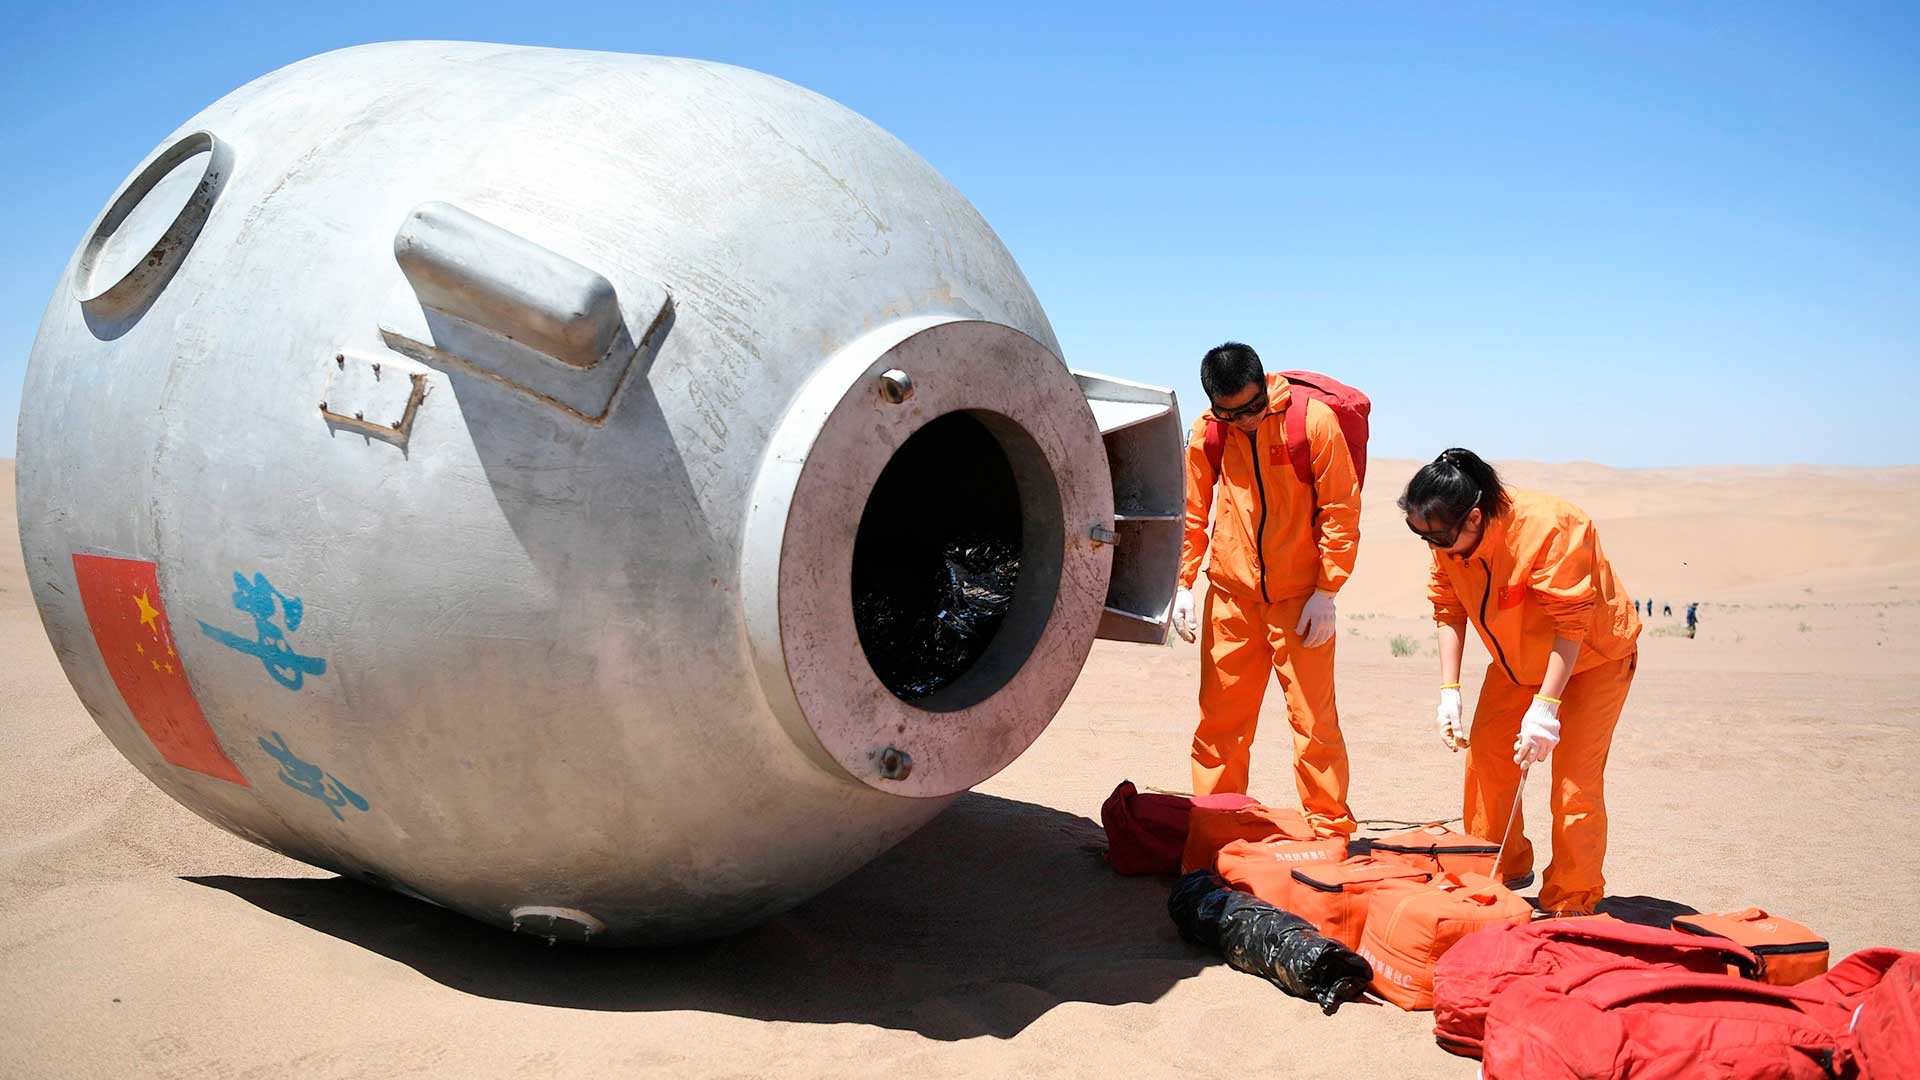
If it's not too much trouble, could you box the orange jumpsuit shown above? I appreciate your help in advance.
[1180,375,1361,836]
[1427,488,1642,913]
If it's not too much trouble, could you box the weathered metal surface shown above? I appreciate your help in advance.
[16,41,1178,944]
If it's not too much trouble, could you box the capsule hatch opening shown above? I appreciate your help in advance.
[851,410,1063,711]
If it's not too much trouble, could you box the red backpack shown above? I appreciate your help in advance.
[1202,371,1371,489]
[1431,916,1761,1059]
[1481,948,1916,1080]
[1098,781,1257,876]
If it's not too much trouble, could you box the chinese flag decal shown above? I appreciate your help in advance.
[71,554,248,785]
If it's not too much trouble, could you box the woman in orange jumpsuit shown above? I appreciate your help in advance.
[1399,449,1641,915]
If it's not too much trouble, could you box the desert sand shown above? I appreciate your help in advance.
[4,456,1918,1079]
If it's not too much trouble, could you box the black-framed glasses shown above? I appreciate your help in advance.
[1210,387,1269,422]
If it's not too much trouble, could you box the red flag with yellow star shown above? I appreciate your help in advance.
[70,554,248,785]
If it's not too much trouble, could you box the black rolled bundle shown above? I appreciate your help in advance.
[1169,866,1235,947]
[1168,870,1375,1015]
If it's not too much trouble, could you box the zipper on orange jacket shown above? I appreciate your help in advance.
[1248,429,1269,601]
[1477,556,1520,685]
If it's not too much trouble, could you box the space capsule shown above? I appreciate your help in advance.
[16,42,1185,943]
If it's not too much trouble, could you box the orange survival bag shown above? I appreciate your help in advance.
[1357,873,1533,1011]
[1671,908,1831,985]
[1368,823,1502,878]
[1215,837,1353,905]
[1181,800,1315,874]
[1286,857,1433,951]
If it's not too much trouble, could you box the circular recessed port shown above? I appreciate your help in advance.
[851,409,1063,710]
[745,318,1114,799]
[73,131,231,319]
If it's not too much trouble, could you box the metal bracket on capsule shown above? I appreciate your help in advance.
[318,348,429,449]
[1074,371,1185,645]
[378,201,672,423]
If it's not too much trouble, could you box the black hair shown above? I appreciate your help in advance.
[1200,342,1265,402]
[1397,448,1511,527]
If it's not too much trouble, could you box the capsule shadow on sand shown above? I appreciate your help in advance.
[186,792,1209,1040]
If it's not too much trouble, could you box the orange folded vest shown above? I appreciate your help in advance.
[1287,857,1433,950]
[1215,837,1353,906]
[1368,823,1502,878]
[1357,873,1533,1011]
[1671,908,1831,985]
[1181,800,1315,874]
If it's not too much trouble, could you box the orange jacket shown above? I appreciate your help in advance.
[1428,488,1640,684]
[1180,375,1362,602]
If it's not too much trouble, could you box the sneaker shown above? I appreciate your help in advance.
[1501,871,1535,891]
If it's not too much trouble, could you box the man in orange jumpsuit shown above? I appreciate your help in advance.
[1171,343,1361,838]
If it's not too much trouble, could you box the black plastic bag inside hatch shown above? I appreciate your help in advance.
[854,537,1020,700]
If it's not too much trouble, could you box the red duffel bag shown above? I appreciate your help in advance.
[1098,781,1256,875]
[1482,948,1916,1079]
[1855,952,1920,1079]
[1431,916,1760,1059]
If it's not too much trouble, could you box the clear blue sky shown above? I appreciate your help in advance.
[4,2,1916,465]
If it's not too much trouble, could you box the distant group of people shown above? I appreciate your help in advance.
[1633,598,1700,638]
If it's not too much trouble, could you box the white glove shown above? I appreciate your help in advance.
[1172,587,1197,643]
[1437,688,1466,751]
[1295,590,1337,648]
[1514,698,1562,766]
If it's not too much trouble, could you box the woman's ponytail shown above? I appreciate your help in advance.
[1397,448,1511,527]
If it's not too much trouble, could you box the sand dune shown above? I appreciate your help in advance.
[5,458,1917,1079]
[1344,459,1920,617]
[1,459,20,615]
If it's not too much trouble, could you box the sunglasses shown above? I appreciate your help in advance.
[1210,387,1269,422]
[1407,513,1475,548]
